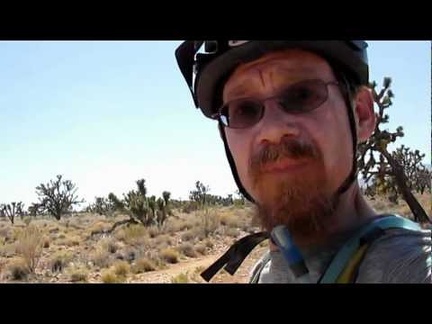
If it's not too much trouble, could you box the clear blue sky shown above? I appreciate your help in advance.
[0,41,430,208]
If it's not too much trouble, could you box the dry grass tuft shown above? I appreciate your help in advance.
[99,237,119,254]
[131,257,157,274]
[6,257,31,281]
[160,248,179,264]
[197,208,220,238]
[14,224,44,273]
[171,272,189,283]
[112,260,130,277]
[68,267,89,282]
[178,242,197,258]
[195,243,207,255]
[115,224,149,246]
[219,212,242,228]
[101,269,124,283]
[153,234,173,249]
[88,247,112,269]
[49,251,74,273]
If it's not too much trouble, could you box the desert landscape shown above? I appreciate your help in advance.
[0,194,430,283]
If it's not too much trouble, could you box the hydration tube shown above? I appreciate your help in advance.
[270,225,312,283]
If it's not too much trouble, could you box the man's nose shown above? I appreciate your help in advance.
[255,101,301,144]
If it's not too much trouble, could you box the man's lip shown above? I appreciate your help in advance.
[260,158,309,173]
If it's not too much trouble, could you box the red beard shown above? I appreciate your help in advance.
[249,136,338,243]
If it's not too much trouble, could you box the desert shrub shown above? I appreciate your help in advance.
[49,251,74,273]
[69,268,88,282]
[101,269,124,283]
[178,242,197,258]
[7,257,30,280]
[131,257,157,274]
[160,248,179,264]
[15,224,44,273]
[171,272,189,283]
[112,260,130,278]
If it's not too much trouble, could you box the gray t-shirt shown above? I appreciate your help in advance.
[250,225,431,284]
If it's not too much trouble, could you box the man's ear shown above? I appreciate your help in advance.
[355,86,376,143]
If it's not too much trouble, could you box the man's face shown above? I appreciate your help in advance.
[222,49,355,238]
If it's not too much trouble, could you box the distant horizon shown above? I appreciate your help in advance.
[8,161,432,210]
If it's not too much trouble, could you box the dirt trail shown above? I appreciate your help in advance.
[129,245,268,283]
[130,254,218,283]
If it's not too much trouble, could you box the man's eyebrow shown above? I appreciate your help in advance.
[225,66,320,100]
[225,84,250,99]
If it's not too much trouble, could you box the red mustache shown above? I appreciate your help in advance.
[250,136,319,171]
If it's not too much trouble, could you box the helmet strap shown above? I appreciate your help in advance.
[334,73,359,196]
[218,122,255,203]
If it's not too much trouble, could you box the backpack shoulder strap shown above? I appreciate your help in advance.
[319,214,421,283]
[249,251,271,283]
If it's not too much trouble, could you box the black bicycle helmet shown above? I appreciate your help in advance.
[175,41,369,118]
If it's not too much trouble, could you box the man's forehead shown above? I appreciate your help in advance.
[223,49,332,98]
[232,48,329,76]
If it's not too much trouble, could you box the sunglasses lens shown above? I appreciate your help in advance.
[222,100,262,128]
[279,80,328,113]
[218,80,332,129]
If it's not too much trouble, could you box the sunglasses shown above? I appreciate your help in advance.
[213,79,339,129]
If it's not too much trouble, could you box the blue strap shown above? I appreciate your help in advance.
[319,215,421,283]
